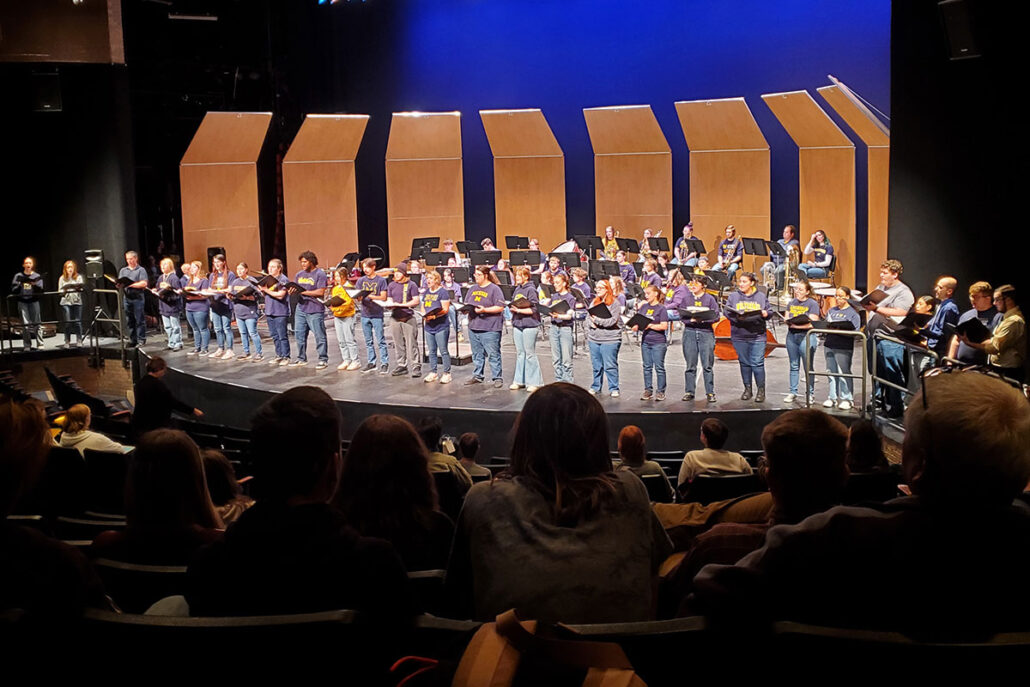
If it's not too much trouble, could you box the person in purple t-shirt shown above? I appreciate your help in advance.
[464,265,505,387]
[387,264,421,378]
[259,258,292,366]
[152,258,183,351]
[356,258,389,373]
[183,260,211,356]
[289,251,328,369]
[633,284,669,401]
[725,272,771,402]
[421,269,452,384]
[229,262,263,362]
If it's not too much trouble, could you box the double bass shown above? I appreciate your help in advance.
[713,315,780,361]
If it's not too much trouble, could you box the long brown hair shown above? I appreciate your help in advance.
[63,260,79,280]
[475,264,499,285]
[505,383,618,525]
[333,414,438,539]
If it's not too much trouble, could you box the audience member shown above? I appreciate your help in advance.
[1,396,106,621]
[845,420,890,474]
[58,404,133,456]
[91,429,223,565]
[689,372,1030,640]
[458,432,491,480]
[446,383,672,623]
[677,418,752,485]
[186,386,417,617]
[129,356,203,439]
[201,449,254,526]
[334,414,454,571]
[416,416,472,493]
[615,425,673,496]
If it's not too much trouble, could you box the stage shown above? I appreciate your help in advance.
[148,317,867,458]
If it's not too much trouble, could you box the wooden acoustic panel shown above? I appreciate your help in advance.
[385,113,464,266]
[818,82,890,289]
[283,114,369,270]
[180,112,271,271]
[480,109,566,256]
[584,105,672,237]
[761,91,856,286]
[675,98,770,240]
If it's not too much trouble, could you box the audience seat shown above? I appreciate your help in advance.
[53,515,126,541]
[408,569,447,615]
[93,558,189,614]
[83,449,130,515]
[15,446,87,517]
[677,473,765,505]
[640,474,674,504]
[432,470,465,522]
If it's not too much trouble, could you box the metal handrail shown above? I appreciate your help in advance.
[868,330,940,423]
[802,328,867,415]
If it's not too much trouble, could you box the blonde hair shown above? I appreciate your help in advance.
[64,404,91,433]
[160,257,175,273]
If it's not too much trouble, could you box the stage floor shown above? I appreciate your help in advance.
[152,317,868,457]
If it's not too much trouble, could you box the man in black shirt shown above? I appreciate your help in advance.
[130,356,203,439]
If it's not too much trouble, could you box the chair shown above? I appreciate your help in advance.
[408,569,447,615]
[640,474,673,504]
[53,515,125,541]
[678,473,765,505]
[83,449,130,515]
[16,446,87,517]
[92,558,189,614]
[432,470,465,522]
[826,254,838,285]
[44,367,130,419]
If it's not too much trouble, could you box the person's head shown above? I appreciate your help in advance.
[836,285,852,307]
[126,429,222,533]
[643,228,652,239]
[442,267,454,283]
[783,225,796,241]
[201,449,242,507]
[724,225,736,239]
[480,237,495,250]
[393,264,408,282]
[416,416,444,453]
[667,269,685,289]
[158,258,173,275]
[617,425,646,468]
[644,283,660,304]
[495,258,508,271]
[508,383,616,525]
[541,271,553,286]
[528,238,540,251]
[514,266,531,285]
[361,258,377,275]
[23,256,35,272]
[915,295,936,315]
[474,264,497,286]
[250,386,342,503]
[905,372,1030,508]
[697,255,710,269]
[700,418,729,449]
[737,272,756,293]
[442,238,455,252]
[570,267,587,283]
[63,260,78,279]
[688,274,705,295]
[146,356,168,378]
[610,276,626,296]
[236,262,249,278]
[554,272,569,292]
[605,226,615,240]
[595,279,613,303]
[190,260,203,278]
[760,410,849,523]
[934,276,957,301]
[447,257,458,267]
[616,250,627,263]
[845,420,889,473]
[333,267,349,285]
[643,258,657,274]
[813,230,827,246]
[425,269,442,289]
[657,252,669,265]
[548,256,561,271]
[968,281,993,312]
[298,250,318,271]
[0,396,51,515]
[458,432,480,463]
[793,280,812,300]
[212,253,226,272]
[683,223,693,237]
[64,404,92,434]
[880,259,903,287]
[334,414,437,537]
[994,284,1018,314]
[125,251,139,268]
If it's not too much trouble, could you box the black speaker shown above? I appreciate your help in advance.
[939,0,981,60]
[31,72,63,113]
[207,247,225,273]
[84,249,105,279]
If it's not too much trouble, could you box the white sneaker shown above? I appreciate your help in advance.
[783,393,796,403]
[337,361,350,370]
[424,372,439,383]
[269,356,282,365]
[278,357,291,367]
[587,388,599,395]
[510,383,524,390]
[439,373,452,384]
[527,385,539,393]
[823,399,835,408]
[346,360,362,371]
[838,400,853,411]
[610,390,620,398]
[211,348,224,359]
[221,350,235,360]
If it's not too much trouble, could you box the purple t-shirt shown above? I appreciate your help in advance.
[467,282,505,333]
[183,277,210,313]
[726,289,769,340]
[422,286,451,334]
[511,282,540,330]
[155,273,181,317]
[641,272,663,290]
[665,284,689,311]
[387,279,418,321]
[263,275,291,317]
[572,281,592,302]
[550,291,577,328]
[229,274,259,320]
[208,270,233,316]
[357,274,388,318]
[295,268,328,314]
[683,291,719,330]
[638,301,668,345]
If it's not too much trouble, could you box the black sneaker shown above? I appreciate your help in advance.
[391,367,408,377]
[681,393,695,402]
[361,363,377,372]
[379,365,389,374]
[464,378,483,386]
[411,371,421,379]
[706,393,717,403]
[741,387,753,401]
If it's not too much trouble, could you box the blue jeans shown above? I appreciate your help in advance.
[426,327,451,373]
[682,327,715,395]
[825,346,854,401]
[726,263,740,279]
[589,340,621,392]
[550,324,574,382]
[641,341,667,392]
[62,304,83,343]
[238,317,262,356]
[186,310,210,352]
[512,326,542,386]
[334,315,359,364]
[211,310,233,350]
[361,316,388,366]
[786,329,818,396]
[798,264,828,280]
[732,338,766,388]
[267,314,290,359]
[295,309,328,363]
[124,297,146,345]
[876,339,906,416]
[18,301,41,348]
[161,313,182,349]
[469,329,502,381]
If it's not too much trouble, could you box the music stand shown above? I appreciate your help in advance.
[509,250,542,266]
[685,238,706,256]
[704,269,733,292]
[504,236,529,250]
[424,252,456,267]
[450,266,470,283]
[549,252,581,270]
[615,238,638,254]
[573,235,604,259]
[469,250,501,266]
[589,260,620,281]
[411,236,440,253]
[456,241,477,255]
[650,237,670,253]
[742,237,769,276]
[495,271,512,285]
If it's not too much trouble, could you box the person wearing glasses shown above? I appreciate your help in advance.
[959,284,1025,382]
[946,281,1002,366]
